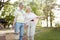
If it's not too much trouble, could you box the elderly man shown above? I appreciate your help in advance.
[13,2,25,40]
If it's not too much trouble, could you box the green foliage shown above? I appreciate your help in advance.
[0,1,22,27]
[55,23,60,27]
[1,2,15,27]
[13,1,19,8]
[42,0,56,27]
[29,2,43,16]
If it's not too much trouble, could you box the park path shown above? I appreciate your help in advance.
[0,29,29,40]
[0,34,6,40]
[0,27,41,40]
[0,30,14,40]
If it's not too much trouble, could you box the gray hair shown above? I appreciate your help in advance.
[19,2,24,6]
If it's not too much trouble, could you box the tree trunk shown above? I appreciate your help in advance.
[50,11,52,27]
[46,12,48,27]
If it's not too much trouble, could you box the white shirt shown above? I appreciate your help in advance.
[25,12,37,20]
[25,12,38,24]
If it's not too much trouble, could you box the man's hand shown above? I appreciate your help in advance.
[12,21,16,29]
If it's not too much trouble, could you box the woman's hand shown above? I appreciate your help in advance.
[36,16,45,19]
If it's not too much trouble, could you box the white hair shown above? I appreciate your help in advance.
[26,6,32,11]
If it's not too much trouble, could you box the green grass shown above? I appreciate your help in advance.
[35,28,60,40]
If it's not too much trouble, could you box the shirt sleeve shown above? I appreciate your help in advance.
[32,13,37,18]
[14,10,18,16]
[13,10,18,22]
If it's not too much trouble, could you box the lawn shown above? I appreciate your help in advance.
[35,27,60,40]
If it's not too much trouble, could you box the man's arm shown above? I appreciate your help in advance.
[13,10,18,27]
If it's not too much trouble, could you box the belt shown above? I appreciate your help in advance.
[31,20,34,21]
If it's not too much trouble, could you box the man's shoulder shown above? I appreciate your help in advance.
[15,9,20,12]
[22,10,25,13]
[22,10,26,14]
[30,12,34,15]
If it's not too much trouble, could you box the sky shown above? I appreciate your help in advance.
[53,0,60,23]
[4,0,18,3]
[3,0,60,4]
[56,0,60,4]
[10,0,18,3]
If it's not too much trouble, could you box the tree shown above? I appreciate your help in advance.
[0,0,20,28]
[43,0,56,27]
[0,0,10,10]
[0,0,4,10]
[1,1,15,28]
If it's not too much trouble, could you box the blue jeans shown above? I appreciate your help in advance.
[15,22,24,40]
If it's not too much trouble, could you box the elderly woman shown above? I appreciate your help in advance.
[25,6,39,40]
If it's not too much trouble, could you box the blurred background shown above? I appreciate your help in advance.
[0,0,60,40]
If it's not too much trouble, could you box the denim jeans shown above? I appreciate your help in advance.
[15,22,24,40]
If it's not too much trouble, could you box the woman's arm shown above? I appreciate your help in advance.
[36,16,45,19]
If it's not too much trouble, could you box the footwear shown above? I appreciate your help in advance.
[15,34,19,40]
